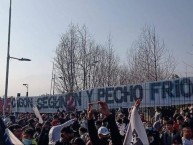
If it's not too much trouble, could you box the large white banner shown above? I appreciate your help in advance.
[11,77,193,113]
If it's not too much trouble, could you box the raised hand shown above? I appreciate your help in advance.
[87,103,94,120]
[134,99,141,107]
[98,101,111,117]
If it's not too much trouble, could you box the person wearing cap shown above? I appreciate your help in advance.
[87,101,122,145]
[97,126,110,144]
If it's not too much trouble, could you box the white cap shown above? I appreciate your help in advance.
[98,126,110,135]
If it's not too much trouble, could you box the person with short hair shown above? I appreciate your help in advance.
[33,123,42,142]
[153,118,163,132]
[8,124,23,140]
[55,126,74,145]
[181,126,193,145]
[79,127,87,137]
[174,116,184,132]
[51,115,60,126]
[22,128,37,145]
[70,113,80,137]
[27,118,36,130]
[95,120,102,130]
[153,107,162,122]
[160,120,177,145]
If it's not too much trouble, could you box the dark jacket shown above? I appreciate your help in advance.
[88,114,122,145]
[160,131,178,145]
[0,118,6,145]
[55,140,71,145]
[37,128,49,145]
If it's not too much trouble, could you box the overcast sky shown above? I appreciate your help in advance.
[0,0,193,97]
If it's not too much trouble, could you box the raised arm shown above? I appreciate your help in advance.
[98,101,123,145]
[87,104,101,145]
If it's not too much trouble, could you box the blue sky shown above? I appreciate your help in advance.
[0,0,193,96]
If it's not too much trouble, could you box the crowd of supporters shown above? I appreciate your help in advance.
[1,101,193,145]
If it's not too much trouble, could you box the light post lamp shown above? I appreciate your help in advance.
[83,60,99,89]
[88,61,99,88]
[3,57,31,116]
[51,75,65,95]
[3,0,31,117]
[10,57,31,61]
[23,84,29,96]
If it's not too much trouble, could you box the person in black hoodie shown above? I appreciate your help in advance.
[87,101,122,145]
[34,123,42,142]
[70,113,80,137]
[38,121,51,145]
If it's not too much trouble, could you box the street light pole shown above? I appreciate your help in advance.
[23,84,29,96]
[3,0,31,117]
[3,0,12,117]
[53,74,55,95]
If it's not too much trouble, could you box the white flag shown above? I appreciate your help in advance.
[123,106,149,145]
[33,106,43,124]
[5,128,24,145]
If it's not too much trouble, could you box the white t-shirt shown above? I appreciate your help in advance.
[182,137,193,145]
[48,119,75,144]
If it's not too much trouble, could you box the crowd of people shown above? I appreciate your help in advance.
[1,101,193,145]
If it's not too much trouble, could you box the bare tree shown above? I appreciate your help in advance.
[53,25,122,93]
[118,64,131,85]
[127,25,176,83]
[54,24,106,93]
[76,25,99,90]
[54,24,79,93]
[92,35,120,87]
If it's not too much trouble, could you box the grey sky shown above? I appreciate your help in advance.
[0,0,193,96]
